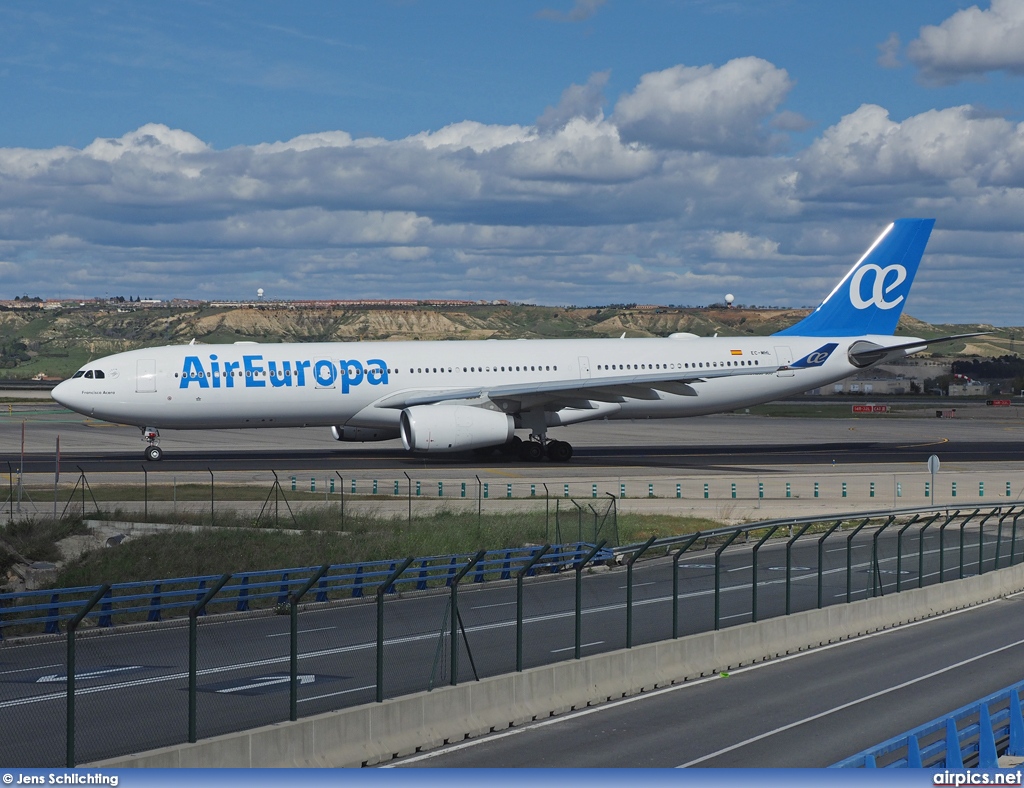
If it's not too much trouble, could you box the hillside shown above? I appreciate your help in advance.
[0,302,1020,379]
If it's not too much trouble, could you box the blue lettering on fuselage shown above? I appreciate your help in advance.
[179,354,389,393]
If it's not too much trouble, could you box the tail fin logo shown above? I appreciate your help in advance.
[849,263,907,310]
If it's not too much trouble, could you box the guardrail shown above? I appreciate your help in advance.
[833,679,1024,768]
[0,543,612,638]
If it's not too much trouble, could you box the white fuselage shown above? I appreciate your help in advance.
[51,334,907,432]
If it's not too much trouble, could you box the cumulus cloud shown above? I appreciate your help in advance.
[876,32,902,69]
[536,0,607,23]
[1,59,1024,323]
[908,0,1024,83]
[537,71,609,132]
[612,57,793,154]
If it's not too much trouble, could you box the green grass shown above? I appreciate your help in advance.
[2,506,723,589]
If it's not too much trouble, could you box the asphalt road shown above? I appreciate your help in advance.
[390,595,1024,768]
[1,521,1019,767]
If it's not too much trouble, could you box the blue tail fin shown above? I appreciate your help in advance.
[774,218,935,337]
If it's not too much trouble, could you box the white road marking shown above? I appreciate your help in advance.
[299,684,376,704]
[677,633,1024,767]
[216,674,315,694]
[36,666,141,683]
[265,627,336,638]
[551,641,604,653]
[0,663,61,676]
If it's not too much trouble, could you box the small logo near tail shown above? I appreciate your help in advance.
[788,343,838,368]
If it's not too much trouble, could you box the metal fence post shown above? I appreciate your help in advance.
[959,509,981,579]
[673,533,702,638]
[1012,512,1021,566]
[404,472,411,527]
[450,551,486,685]
[626,536,657,647]
[517,546,550,671]
[207,468,214,525]
[939,510,961,582]
[895,515,920,592]
[289,565,331,721]
[869,515,896,597]
[753,526,780,621]
[784,523,813,615]
[376,557,414,702]
[67,584,110,767]
[916,513,942,589]
[714,530,741,630]
[846,518,871,603]
[189,574,231,743]
[476,475,482,536]
[142,464,148,521]
[334,472,345,526]
[573,542,606,659]
[816,521,844,609]
[994,510,1013,569]
[977,509,997,575]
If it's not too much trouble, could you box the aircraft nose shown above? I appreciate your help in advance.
[51,379,78,411]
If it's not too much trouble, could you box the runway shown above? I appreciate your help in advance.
[1,401,1021,475]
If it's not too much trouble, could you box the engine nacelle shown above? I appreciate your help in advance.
[331,425,401,442]
[400,405,514,453]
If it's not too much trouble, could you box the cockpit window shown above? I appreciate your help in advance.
[94,370,105,379]
[72,371,85,379]
[84,371,94,379]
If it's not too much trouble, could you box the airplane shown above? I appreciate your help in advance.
[51,218,982,463]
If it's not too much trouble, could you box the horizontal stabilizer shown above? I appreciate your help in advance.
[848,332,989,368]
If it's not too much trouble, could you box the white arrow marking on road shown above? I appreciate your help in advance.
[36,666,142,683]
[216,675,315,694]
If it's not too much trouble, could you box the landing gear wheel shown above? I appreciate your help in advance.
[546,440,573,462]
[519,440,544,461]
[145,445,163,462]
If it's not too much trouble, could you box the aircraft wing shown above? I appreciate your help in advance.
[373,364,781,410]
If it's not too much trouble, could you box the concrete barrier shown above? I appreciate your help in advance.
[92,560,1024,769]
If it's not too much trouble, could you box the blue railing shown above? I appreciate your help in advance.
[0,542,613,637]
[833,679,1024,768]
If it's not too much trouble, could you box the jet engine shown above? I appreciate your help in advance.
[331,425,401,442]
[400,405,514,453]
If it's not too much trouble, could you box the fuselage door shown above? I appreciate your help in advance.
[578,356,591,379]
[774,346,794,377]
[136,359,157,393]
[313,358,337,389]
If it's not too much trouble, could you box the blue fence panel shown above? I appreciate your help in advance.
[833,679,1024,768]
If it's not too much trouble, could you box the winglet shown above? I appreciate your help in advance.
[775,219,935,337]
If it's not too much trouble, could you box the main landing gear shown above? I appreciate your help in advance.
[516,434,573,462]
[142,427,163,461]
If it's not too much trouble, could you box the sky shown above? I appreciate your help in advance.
[1,1,1023,325]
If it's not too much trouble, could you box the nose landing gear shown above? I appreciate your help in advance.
[142,427,163,461]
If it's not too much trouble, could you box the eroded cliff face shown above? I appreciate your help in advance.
[1,300,1010,379]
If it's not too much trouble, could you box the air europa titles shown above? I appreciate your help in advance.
[179,354,389,393]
